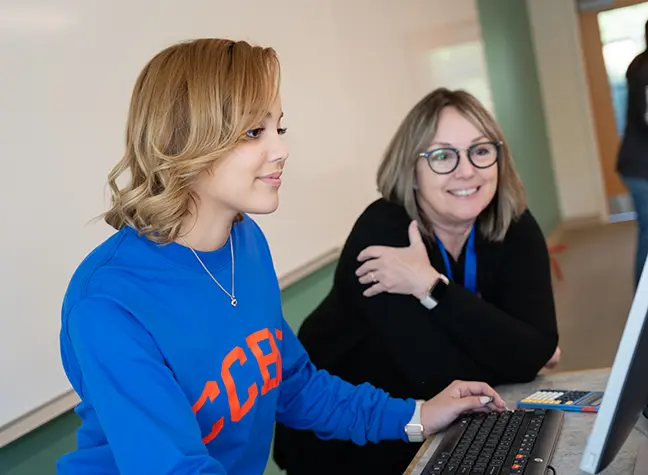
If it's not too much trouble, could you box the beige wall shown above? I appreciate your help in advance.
[526,0,608,222]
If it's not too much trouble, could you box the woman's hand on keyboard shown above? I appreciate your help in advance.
[421,380,507,436]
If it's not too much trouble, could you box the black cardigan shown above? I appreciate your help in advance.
[273,198,559,474]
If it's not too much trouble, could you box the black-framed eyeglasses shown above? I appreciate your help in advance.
[418,140,503,175]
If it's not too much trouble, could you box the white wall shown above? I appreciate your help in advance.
[254,0,493,279]
[526,0,608,222]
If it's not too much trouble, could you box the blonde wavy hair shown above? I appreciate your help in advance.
[103,38,280,243]
[377,88,526,242]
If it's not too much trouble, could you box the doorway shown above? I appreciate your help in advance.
[580,0,648,218]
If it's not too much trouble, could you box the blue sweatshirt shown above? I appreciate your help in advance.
[57,215,415,475]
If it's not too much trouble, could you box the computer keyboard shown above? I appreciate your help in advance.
[422,408,563,474]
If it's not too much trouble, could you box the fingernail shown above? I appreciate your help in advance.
[480,396,493,405]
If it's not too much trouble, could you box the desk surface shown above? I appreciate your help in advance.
[404,368,648,474]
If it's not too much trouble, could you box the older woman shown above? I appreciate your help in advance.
[273,88,560,475]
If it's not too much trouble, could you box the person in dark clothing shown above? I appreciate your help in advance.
[273,88,560,475]
[617,20,648,287]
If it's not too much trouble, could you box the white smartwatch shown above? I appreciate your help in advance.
[404,400,426,442]
[419,274,450,310]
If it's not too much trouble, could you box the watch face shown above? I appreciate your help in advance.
[405,424,425,442]
[430,277,449,301]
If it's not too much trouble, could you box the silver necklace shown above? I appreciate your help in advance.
[181,235,237,307]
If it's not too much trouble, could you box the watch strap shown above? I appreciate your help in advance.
[405,400,425,442]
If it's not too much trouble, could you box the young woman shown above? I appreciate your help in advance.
[56,40,505,475]
[273,89,560,474]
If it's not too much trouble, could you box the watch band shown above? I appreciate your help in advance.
[405,400,425,442]
[420,274,449,310]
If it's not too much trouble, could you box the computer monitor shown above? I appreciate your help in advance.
[580,263,648,473]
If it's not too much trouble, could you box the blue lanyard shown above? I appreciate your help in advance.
[435,227,477,294]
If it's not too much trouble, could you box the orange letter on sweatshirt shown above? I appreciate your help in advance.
[246,328,282,395]
[192,381,224,444]
[222,346,258,423]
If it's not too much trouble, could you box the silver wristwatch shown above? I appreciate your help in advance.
[420,274,450,310]
[404,400,426,442]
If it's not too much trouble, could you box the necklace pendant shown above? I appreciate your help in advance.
[231,298,237,307]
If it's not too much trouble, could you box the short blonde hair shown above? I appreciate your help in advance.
[103,38,280,243]
[377,88,526,241]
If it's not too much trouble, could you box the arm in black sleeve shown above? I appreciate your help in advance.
[336,204,496,397]
[431,211,559,382]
